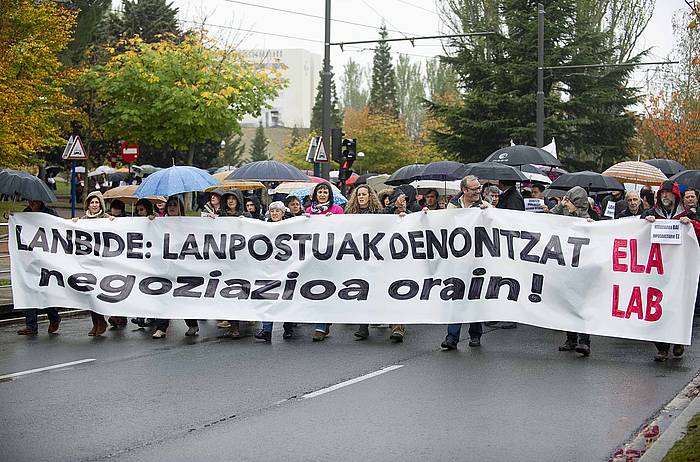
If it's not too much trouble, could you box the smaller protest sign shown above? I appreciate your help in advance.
[650,220,682,245]
[525,198,544,212]
[604,201,617,218]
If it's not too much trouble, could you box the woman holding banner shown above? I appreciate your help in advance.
[151,196,201,339]
[305,182,344,342]
[549,186,593,357]
[345,185,383,341]
[76,191,112,337]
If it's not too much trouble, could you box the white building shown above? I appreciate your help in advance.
[241,49,322,129]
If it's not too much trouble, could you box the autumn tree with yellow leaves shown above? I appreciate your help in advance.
[0,0,78,168]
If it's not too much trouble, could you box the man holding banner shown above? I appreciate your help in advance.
[642,180,700,361]
[441,175,490,350]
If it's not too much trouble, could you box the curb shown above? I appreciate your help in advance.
[0,309,88,326]
[638,394,700,462]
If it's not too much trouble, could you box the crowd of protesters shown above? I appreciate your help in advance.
[14,172,700,362]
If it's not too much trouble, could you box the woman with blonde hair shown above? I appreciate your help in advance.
[345,184,382,214]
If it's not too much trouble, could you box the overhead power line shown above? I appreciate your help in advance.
[180,19,323,43]
[393,0,440,15]
[331,32,494,49]
[219,0,421,36]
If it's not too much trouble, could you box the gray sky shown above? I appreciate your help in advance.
[166,0,689,94]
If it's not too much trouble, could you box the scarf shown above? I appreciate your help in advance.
[310,201,331,214]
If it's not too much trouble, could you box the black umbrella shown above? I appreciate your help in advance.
[107,172,130,184]
[669,170,700,190]
[460,162,528,182]
[548,171,624,192]
[45,165,62,177]
[419,160,465,181]
[0,169,57,202]
[386,164,426,186]
[226,160,308,182]
[485,145,562,167]
[644,159,686,178]
[354,172,379,186]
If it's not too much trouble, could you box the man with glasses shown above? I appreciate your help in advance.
[441,175,490,350]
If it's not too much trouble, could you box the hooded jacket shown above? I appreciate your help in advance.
[641,180,700,239]
[81,191,110,219]
[244,196,264,219]
[550,186,590,219]
[220,189,251,218]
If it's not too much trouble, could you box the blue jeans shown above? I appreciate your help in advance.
[446,322,482,342]
[262,322,293,333]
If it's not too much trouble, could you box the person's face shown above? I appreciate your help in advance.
[110,207,124,217]
[88,197,101,214]
[660,190,674,209]
[166,200,181,216]
[270,208,285,222]
[425,192,437,206]
[288,198,301,214]
[491,193,499,207]
[316,186,330,203]
[531,188,543,199]
[210,194,220,207]
[684,191,698,209]
[28,200,43,212]
[383,196,390,207]
[562,196,576,212]
[135,204,149,217]
[226,196,238,210]
[626,193,641,212]
[462,180,481,202]
[245,201,256,213]
[156,202,166,212]
[357,187,370,207]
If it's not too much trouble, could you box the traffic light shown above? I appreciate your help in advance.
[341,138,357,160]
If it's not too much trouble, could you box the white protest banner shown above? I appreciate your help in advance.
[604,201,617,218]
[651,220,683,245]
[9,210,700,344]
[525,198,544,213]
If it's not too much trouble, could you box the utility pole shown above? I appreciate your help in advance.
[321,0,331,180]
[536,3,544,148]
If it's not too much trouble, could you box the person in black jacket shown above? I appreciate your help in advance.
[17,200,61,336]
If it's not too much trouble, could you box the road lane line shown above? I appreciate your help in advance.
[301,364,404,399]
[0,358,96,380]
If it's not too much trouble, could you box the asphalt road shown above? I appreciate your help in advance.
[0,315,698,462]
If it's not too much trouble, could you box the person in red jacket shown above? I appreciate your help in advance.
[641,180,700,361]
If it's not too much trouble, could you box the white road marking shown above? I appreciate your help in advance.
[301,365,404,399]
[0,359,96,380]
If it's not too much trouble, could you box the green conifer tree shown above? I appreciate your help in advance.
[310,60,342,134]
[249,122,269,162]
[368,25,399,118]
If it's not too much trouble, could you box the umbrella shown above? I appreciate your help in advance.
[386,164,426,186]
[344,173,360,186]
[107,172,129,184]
[522,171,552,184]
[88,165,116,177]
[0,169,57,202]
[602,161,666,186]
[367,174,391,192]
[669,170,700,190]
[102,185,165,205]
[543,188,566,199]
[354,173,379,186]
[205,180,265,192]
[460,162,528,182]
[643,159,685,177]
[135,165,219,198]
[45,165,62,177]
[419,161,466,181]
[273,181,343,196]
[288,187,347,206]
[214,166,237,174]
[548,171,625,192]
[226,160,308,182]
[307,176,326,183]
[410,179,461,196]
[485,145,562,167]
[132,164,161,176]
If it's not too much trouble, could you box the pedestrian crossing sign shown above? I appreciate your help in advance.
[64,136,88,160]
[314,137,329,163]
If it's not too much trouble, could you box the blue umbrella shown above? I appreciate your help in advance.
[135,166,219,198]
[226,160,308,182]
[288,187,347,206]
[0,169,57,202]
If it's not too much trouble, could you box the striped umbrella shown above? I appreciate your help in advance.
[602,161,667,186]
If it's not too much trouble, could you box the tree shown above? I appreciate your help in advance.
[249,122,269,161]
[222,134,248,167]
[61,0,112,66]
[395,55,426,139]
[101,0,181,44]
[0,0,78,168]
[425,58,458,100]
[310,60,342,134]
[340,58,368,111]
[429,0,639,169]
[82,34,285,166]
[368,25,399,117]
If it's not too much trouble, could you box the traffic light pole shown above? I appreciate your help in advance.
[321,0,331,181]
[536,3,544,148]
